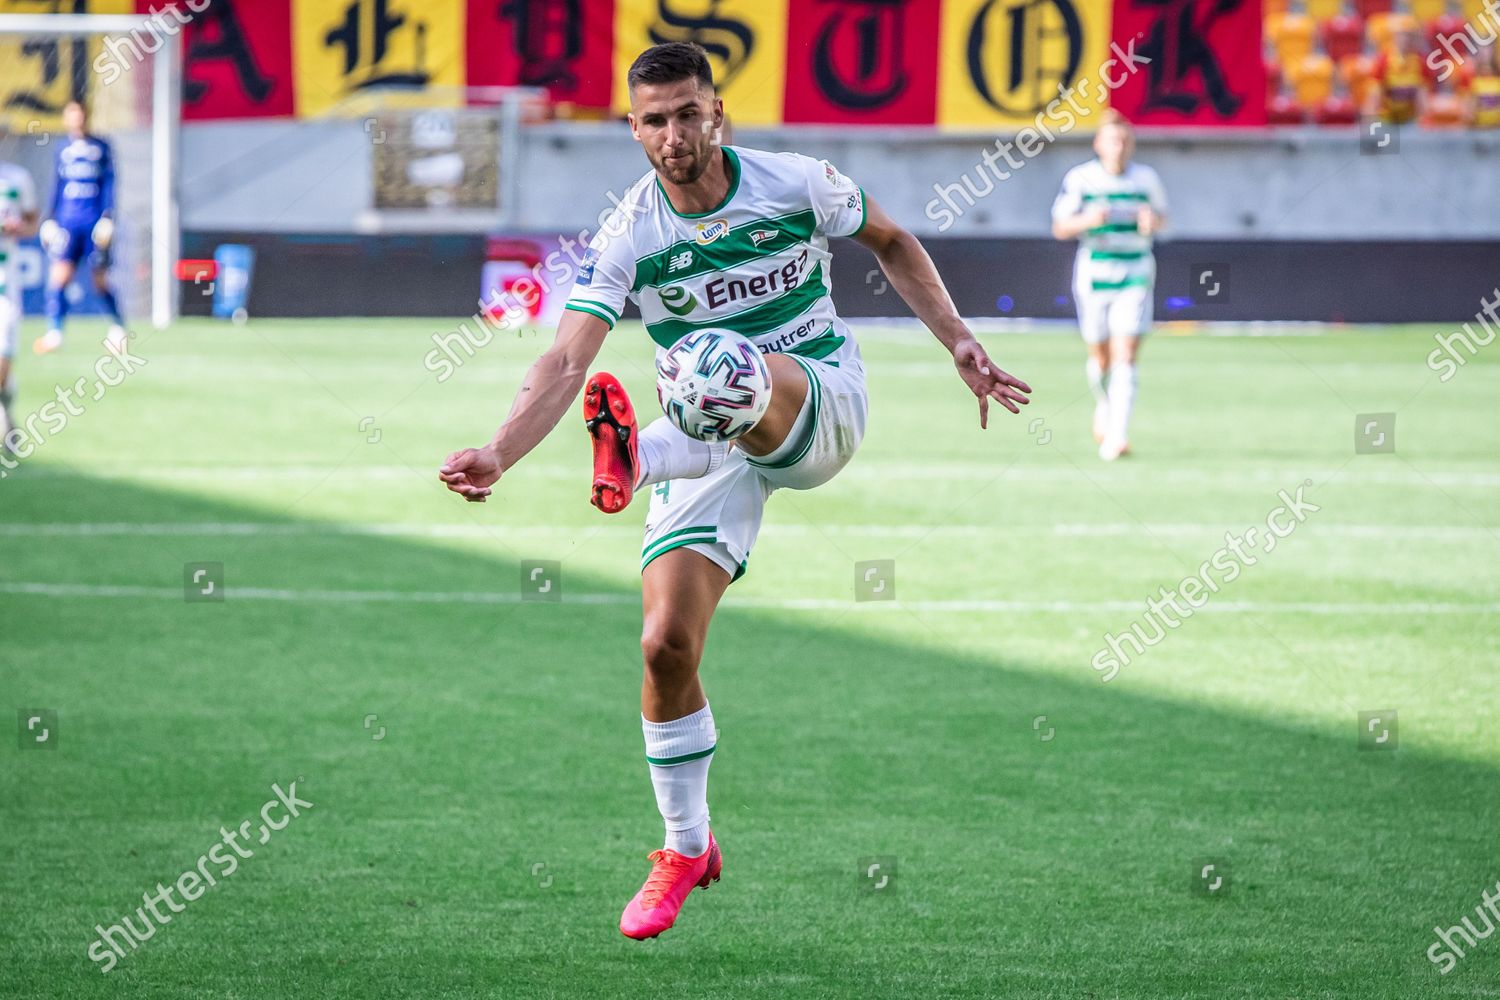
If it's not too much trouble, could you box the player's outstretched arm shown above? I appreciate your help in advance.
[438,309,610,502]
[854,196,1031,429]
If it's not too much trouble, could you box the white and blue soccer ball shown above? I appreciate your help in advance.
[656,329,772,442]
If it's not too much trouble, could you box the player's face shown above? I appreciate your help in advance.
[63,103,86,137]
[629,79,723,187]
[1094,124,1133,173]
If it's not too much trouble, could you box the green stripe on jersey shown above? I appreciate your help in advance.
[1088,222,1141,234]
[1083,191,1149,202]
[644,260,826,348]
[1090,275,1152,290]
[1089,249,1147,261]
[786,327,844,361]
[633,210,816,291]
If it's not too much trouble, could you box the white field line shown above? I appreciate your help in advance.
[10,465,1500,487]
[0,521,1494,542]
[2,581,1495,615]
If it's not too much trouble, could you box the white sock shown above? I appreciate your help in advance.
[1107,362,1137,443]
[642,703,716,856]
[1085,356,1109,405]
[635,417,726,489]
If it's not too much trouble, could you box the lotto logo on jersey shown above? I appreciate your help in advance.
[695,219,730,245]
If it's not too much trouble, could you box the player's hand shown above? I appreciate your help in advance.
[438,445,503,502]
[952,337,1031,429]
[39,219,61,251]
[1136,207,1159,236]
[1082,206,1110,230]
[92,217,114,249]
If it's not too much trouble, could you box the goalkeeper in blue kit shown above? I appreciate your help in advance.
[33,101,129,356]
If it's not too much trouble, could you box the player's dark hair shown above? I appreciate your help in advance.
[627,43,714,92]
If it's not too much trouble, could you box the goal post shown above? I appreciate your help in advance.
[0,12,180,330]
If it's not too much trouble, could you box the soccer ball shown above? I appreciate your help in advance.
[656,329,772,442]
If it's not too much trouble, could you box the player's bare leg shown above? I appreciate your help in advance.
[735,352,808,458]
[1086,340,1111,444]
[621,548,731,939]
[1100,333,1142,460]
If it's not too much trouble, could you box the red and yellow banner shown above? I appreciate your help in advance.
[291,0,465,116]
[1108,0,1266,126]
[18,0,1267,126]
[782,0,941,125]
[611,0,788,125]
[465,0,615,110]
[139,0,296,120]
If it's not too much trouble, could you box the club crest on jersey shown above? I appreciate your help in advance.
[694,219,730,245]
[660,284,698,316]
[749,229,777,247]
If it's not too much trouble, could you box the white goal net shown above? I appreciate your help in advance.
[0,12,179,329]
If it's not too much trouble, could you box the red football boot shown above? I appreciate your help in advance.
[619,833,722,940]
[583,372,639,514]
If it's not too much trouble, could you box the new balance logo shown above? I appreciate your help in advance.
[667,250,693,273]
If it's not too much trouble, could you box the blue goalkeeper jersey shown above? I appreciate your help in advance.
[50,135,114,227]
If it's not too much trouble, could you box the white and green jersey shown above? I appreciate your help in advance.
[565,145,867,367]
[1051,159,1167,294]
[0,161,38,302]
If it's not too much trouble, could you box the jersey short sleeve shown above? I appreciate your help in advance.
[803,156,867,239]
[1051,166,1085,221]
[564,210,637,330]
[1138,165,1168,215]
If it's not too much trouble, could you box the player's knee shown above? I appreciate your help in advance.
[640,621,702,680]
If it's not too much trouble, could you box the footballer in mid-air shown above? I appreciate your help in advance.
[438,42,1031,939]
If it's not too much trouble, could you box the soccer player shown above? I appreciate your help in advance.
[0,153,39,450]
[1051,110,1167,461]
[438,42,1031,939]
[33,101,128,356]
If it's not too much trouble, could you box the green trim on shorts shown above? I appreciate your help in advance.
[745,356,822,471]
[641,525,718,571]
[646,745,716,766]
[786,327,845,362]
[564,301,618,328]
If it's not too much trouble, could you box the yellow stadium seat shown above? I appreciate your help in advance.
[1273,13,1319,65]
[1306,0,1344,22]
[1408,0,1447,24]
[1292,54,1336,107]
[1368,11,1417,51]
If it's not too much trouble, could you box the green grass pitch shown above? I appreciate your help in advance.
[3,317,1498,998]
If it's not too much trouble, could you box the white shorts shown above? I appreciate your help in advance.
[641,354,868,580]
[1075,284,1153,343]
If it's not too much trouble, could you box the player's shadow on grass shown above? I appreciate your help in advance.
[5,472,1497,999]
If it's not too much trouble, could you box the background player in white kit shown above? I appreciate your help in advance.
[438,42,1031,941]
[1051,111,1167,461]
[0,154,40,450]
